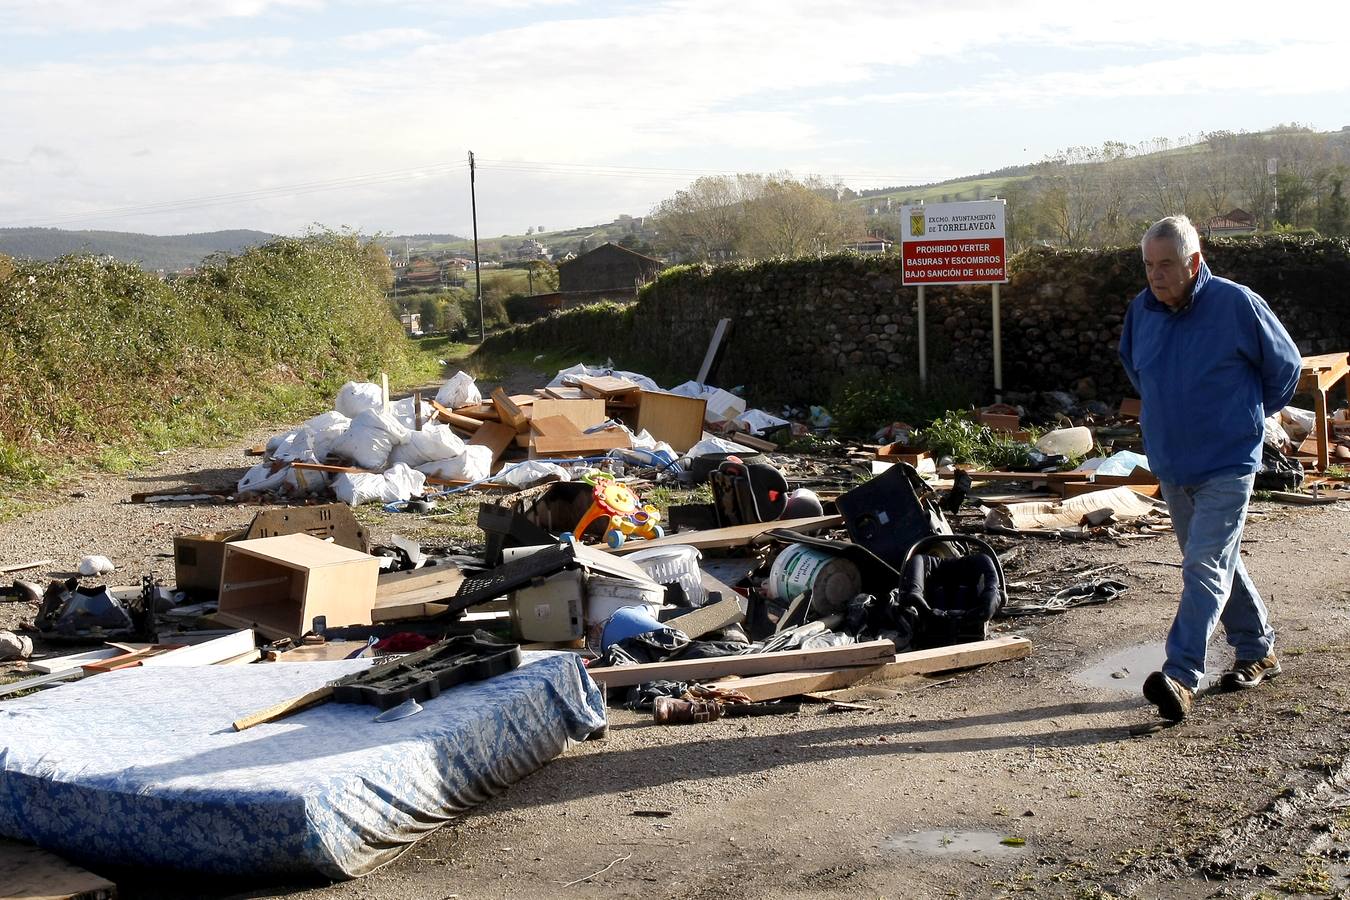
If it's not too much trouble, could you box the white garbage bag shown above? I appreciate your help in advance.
[736,408,789,434]
[237,462,329,497]
[499,460,571,488]
[335,381,384,418]
[388,395,436,430]
[333,463,426,506]
[388,422,466,468]
[77,555,115,577]
[331,409,411,470]
[302,411,351,460]
[269,427,318,463]
[1263,415,1292,449]
[435,371,481,409]
[418,445,493,483]
[1279,406,1315,443]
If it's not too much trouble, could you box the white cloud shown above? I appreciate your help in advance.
[334,27,437,52]
[2,0,1346,233]
[142,37,294,62]
[0,0,322,33]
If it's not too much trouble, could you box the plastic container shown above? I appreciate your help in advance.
[1034,426,1093,458]
[597,604,665,652]
[767,544,862,614]
[625,544,707,606]
[585,575,664,650]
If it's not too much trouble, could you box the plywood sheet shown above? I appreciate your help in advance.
[636,390,706,453]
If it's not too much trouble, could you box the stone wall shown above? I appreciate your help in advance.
[486,236,1350,407]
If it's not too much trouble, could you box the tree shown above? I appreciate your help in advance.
[649,175,748,261]
[523,259,558,294]
[1276,169,1313,226]
[738,176,862,258]
[1317,176,1349,235]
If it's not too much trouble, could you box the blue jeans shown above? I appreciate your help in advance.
[1160,473,1275,689]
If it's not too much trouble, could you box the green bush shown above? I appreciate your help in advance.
[0,232,428,481]
[831,372,981,436]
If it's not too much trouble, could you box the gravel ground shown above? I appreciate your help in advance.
[3,408,1349,899]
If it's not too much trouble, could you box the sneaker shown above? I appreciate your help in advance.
[1143,671,1194,721]
[1222,654,1282,691]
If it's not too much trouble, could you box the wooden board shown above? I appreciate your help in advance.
[1059,481,1160,499]
[541,386,589,400]
[636,391,706,453]
[575,375,641,398]
[609,515,843,554]
[585,639,897,689]
[530,415,632,457]
[531,398,607,431]
[0,838,116,900]
[492,387,530,432]
[429,399,483,433]
[454,402,500,421]
[469,421,517,465]
[663,595,746,640]
[376,565,465,599]
[371,599,451,622]
[725,635,1032,701]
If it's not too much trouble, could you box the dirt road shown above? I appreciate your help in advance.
[2,424,1348,899]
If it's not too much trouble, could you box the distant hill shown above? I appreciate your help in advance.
[0,228,276,271]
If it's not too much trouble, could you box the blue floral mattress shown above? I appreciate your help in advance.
[0,652,604,879]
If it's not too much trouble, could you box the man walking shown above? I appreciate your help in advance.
[1118,215,1302,721]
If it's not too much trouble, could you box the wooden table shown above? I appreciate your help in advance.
[1298,352,1350,472]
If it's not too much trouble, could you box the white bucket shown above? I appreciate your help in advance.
[767,544,862,614]
[585,576,665,649]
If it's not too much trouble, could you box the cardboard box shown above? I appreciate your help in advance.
[216,534,379,640]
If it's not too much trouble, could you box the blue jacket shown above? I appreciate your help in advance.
[1118,260,1302,486]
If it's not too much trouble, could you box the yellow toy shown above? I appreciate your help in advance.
[565,474,665,549]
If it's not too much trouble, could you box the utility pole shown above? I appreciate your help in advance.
[469,151,484,343]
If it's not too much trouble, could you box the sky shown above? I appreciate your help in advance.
[2,0,1348,238]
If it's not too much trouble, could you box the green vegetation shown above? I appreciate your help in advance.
[915,410,1035,468]
[0,232,442,486]
[831,372,982,437]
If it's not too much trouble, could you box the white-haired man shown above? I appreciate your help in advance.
[1118,215,1302,721]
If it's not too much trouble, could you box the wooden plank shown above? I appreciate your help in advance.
[960,469,1090,484]
[575,375,641,398]
[585,639,897,689]
[0,559,52,574]
[469,421,517,466]
[542,386,589,400]
[0,838,116,900]
[1118,397,1142,418]
[376,565,464,599]
[492,387,530,432]
[27,648,123,675]
[696,317,732,385]
[531,398,607,431]
[140,630,256,667]
[609,515,843,554]
[454,402,500,421]
[429,399,483,433]
[726,636,1032,701]
[232,685,334,731]
[371,599,451,622]
[663,595,746,640]
[1059,481,1160,499]
[728,431,777,452]
[636,390,707,453]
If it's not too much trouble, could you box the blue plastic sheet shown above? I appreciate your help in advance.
[0,652,604,879]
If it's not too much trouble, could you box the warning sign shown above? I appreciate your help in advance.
[900,200,1008,285]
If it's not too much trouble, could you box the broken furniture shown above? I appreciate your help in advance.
[1296,351,1350,472]
[215,533,379,640]
[0,653,604,879]
[175,503,369,598]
